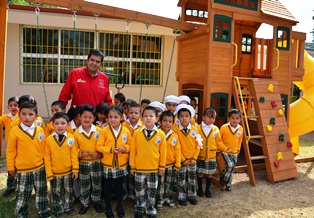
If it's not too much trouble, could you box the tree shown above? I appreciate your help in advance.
[8,0,55,7]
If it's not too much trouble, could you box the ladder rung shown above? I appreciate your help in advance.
[241,96,255,99]
[249,139,262,147]
[249,135,264,139]
[250,155,267,161]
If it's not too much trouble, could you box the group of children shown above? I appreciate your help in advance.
[1,92,243,218]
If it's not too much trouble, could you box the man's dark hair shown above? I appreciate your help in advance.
[19,101,38,114]
[87,49,104,63]
[52,112,70,123]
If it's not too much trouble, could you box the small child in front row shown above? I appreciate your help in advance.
[95,103,110,128]
[219,109,243,191]
[46,100,66,135]
[96,105,132,218]
[173,104,200,206]
[6,101,51,218]
[74,104,104,215]
[196,108,230,198]
[156,111,181,210]
[44,112,79,217]
[130,106,167,218]
[1,96,19,198]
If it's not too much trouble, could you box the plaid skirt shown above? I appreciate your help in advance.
[197,159,217,175]
[103,167,128,179]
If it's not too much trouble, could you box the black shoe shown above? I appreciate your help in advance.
[65,208,77,216]
[117,207,125,217]
[205,190,212,198]
[2,188,15,197]
[40,211,51,218]
[134,213,143,218]
[219,176,227,186]
[197,190,204,197]
[79,206,89,215]
[105,208,114,218]
[148,215,157,218]
[55,213,65,218]
[74,195,81,205]
[225,186,231,191]
[94,203,104,213]
[188,198,198,205]
[172,185,178,192]
[178,199,187,206]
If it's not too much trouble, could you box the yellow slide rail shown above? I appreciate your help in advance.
[233,76,251,144]
[273,48,280,71]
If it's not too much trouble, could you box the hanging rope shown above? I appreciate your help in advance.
[72,9,78,68]
[93,13,100,49]
[138,23,151,102]
[162,29,178,101]
[115,19,131,92]
[35,4,50,117]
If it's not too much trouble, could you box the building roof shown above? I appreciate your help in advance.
[261,0,297,23]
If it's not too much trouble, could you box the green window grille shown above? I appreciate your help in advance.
[213,15,232,43]
[242,34,252,54]
[210,92,228,127]
[214,0,258,11]
[276,26,290,50]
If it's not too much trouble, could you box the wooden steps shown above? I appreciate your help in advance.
[232,77,298,185]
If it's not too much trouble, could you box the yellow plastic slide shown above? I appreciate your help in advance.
[289,51,314,154]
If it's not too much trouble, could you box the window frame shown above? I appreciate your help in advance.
[276,26,290,51]
[213,15,232,43]
[241,34,252,54]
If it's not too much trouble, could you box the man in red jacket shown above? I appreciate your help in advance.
[58,49,113,108]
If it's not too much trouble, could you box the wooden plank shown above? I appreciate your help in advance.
[266,143,293,154]
[268,151,294,161]
[264,134,290,145]
[272,168,298,182]
[26,0,198,31]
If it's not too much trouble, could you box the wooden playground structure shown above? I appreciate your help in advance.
[0,0,311,186]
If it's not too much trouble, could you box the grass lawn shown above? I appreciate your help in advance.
[0,137,314,218]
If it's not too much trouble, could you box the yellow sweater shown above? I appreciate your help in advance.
[130,128,167,173]
[219,123,243,155]
[44,133,79,180]
[10,115,47,133]
[165,131,181,170]
[46,121,54,136]
[96,125,132,169]
[197,125,228,160]
[123,119,143,136]
[6,125,45,173]
[173,124,200,164]
[0,113,14,142]
[74,125,102,162]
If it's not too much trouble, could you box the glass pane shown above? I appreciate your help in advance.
[247,37,252,45]
[242,45,247,52]
[242,37,247,44]
[216,20,222,28]
[192,10,198,16]
[247,46,251,52]
[204,12,208,18]
[211,98,219,107]
[219,108,225,115]
[131,62,160,85]
[186,9,192,16]
[220,98,226,106]
[60,58,85,83]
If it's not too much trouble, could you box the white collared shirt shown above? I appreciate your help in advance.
[126,119,142,130]
[8,113,15,120]
[165,129,173,138]
[52,131,68,137]
[179,123,191,131]
[111,124,121,137]
[96,120,107,128]
[141,125,158,137]
[228,122,241,133]
[20,123,36,135]
[70,120,77,130]
[79,124,96,137]
[201,121,213,137]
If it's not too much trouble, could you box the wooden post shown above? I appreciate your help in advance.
[0,0,8,156]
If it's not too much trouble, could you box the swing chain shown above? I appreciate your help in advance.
[162,29,177,101]
[35,3,50,118]
[72,9,78,68]
[93,13,100,49]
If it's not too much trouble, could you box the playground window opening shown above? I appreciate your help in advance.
[213,15,231,42]
[21,26,163,86]
[242,34,252,54]
[276,26,290,50]
[185,9,208,18]
[214,0,258,11]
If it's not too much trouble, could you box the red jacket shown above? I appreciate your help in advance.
[58,67,113,107]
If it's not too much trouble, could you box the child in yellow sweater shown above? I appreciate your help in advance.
[130,106,167,218]
[74,104,103,215]
[95,103,110,128]
[219,109,243,191]
[46,101,66,135]
[44,112,79,216]
[1,96,19,198]
[6,101,51,218]
[97,105,132,218]
[196,108,230,198]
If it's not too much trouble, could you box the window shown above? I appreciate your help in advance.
[276,26,290,50]
[210,93,228,127]
[185,8,208,19]
[242,34,252,54]
[21,26,163,86]
[213,15,232,42]
[214,0,258,11]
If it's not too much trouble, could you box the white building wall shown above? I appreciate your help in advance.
[5,8,178,117]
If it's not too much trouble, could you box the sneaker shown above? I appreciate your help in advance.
[79,206,89,215]
[65,208,77,216]
[40,211,51,218]
[219,176,227,186]
[225,186,231,191]
[1,188,15,197]
[188,198,198,205]
[168,203,176,208]
[105,208,114,218]
[178,199,187,206]
[156,204,163,210]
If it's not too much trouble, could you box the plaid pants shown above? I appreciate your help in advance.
[134,172,158,216]
[50,174,73,214]
[178,165,197,200]
[79,161,102,206]
[15,167,49,217]
[127,165,136,199]
[221,152,238,186]
[156,167,176,204]
[6,171,17,190]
